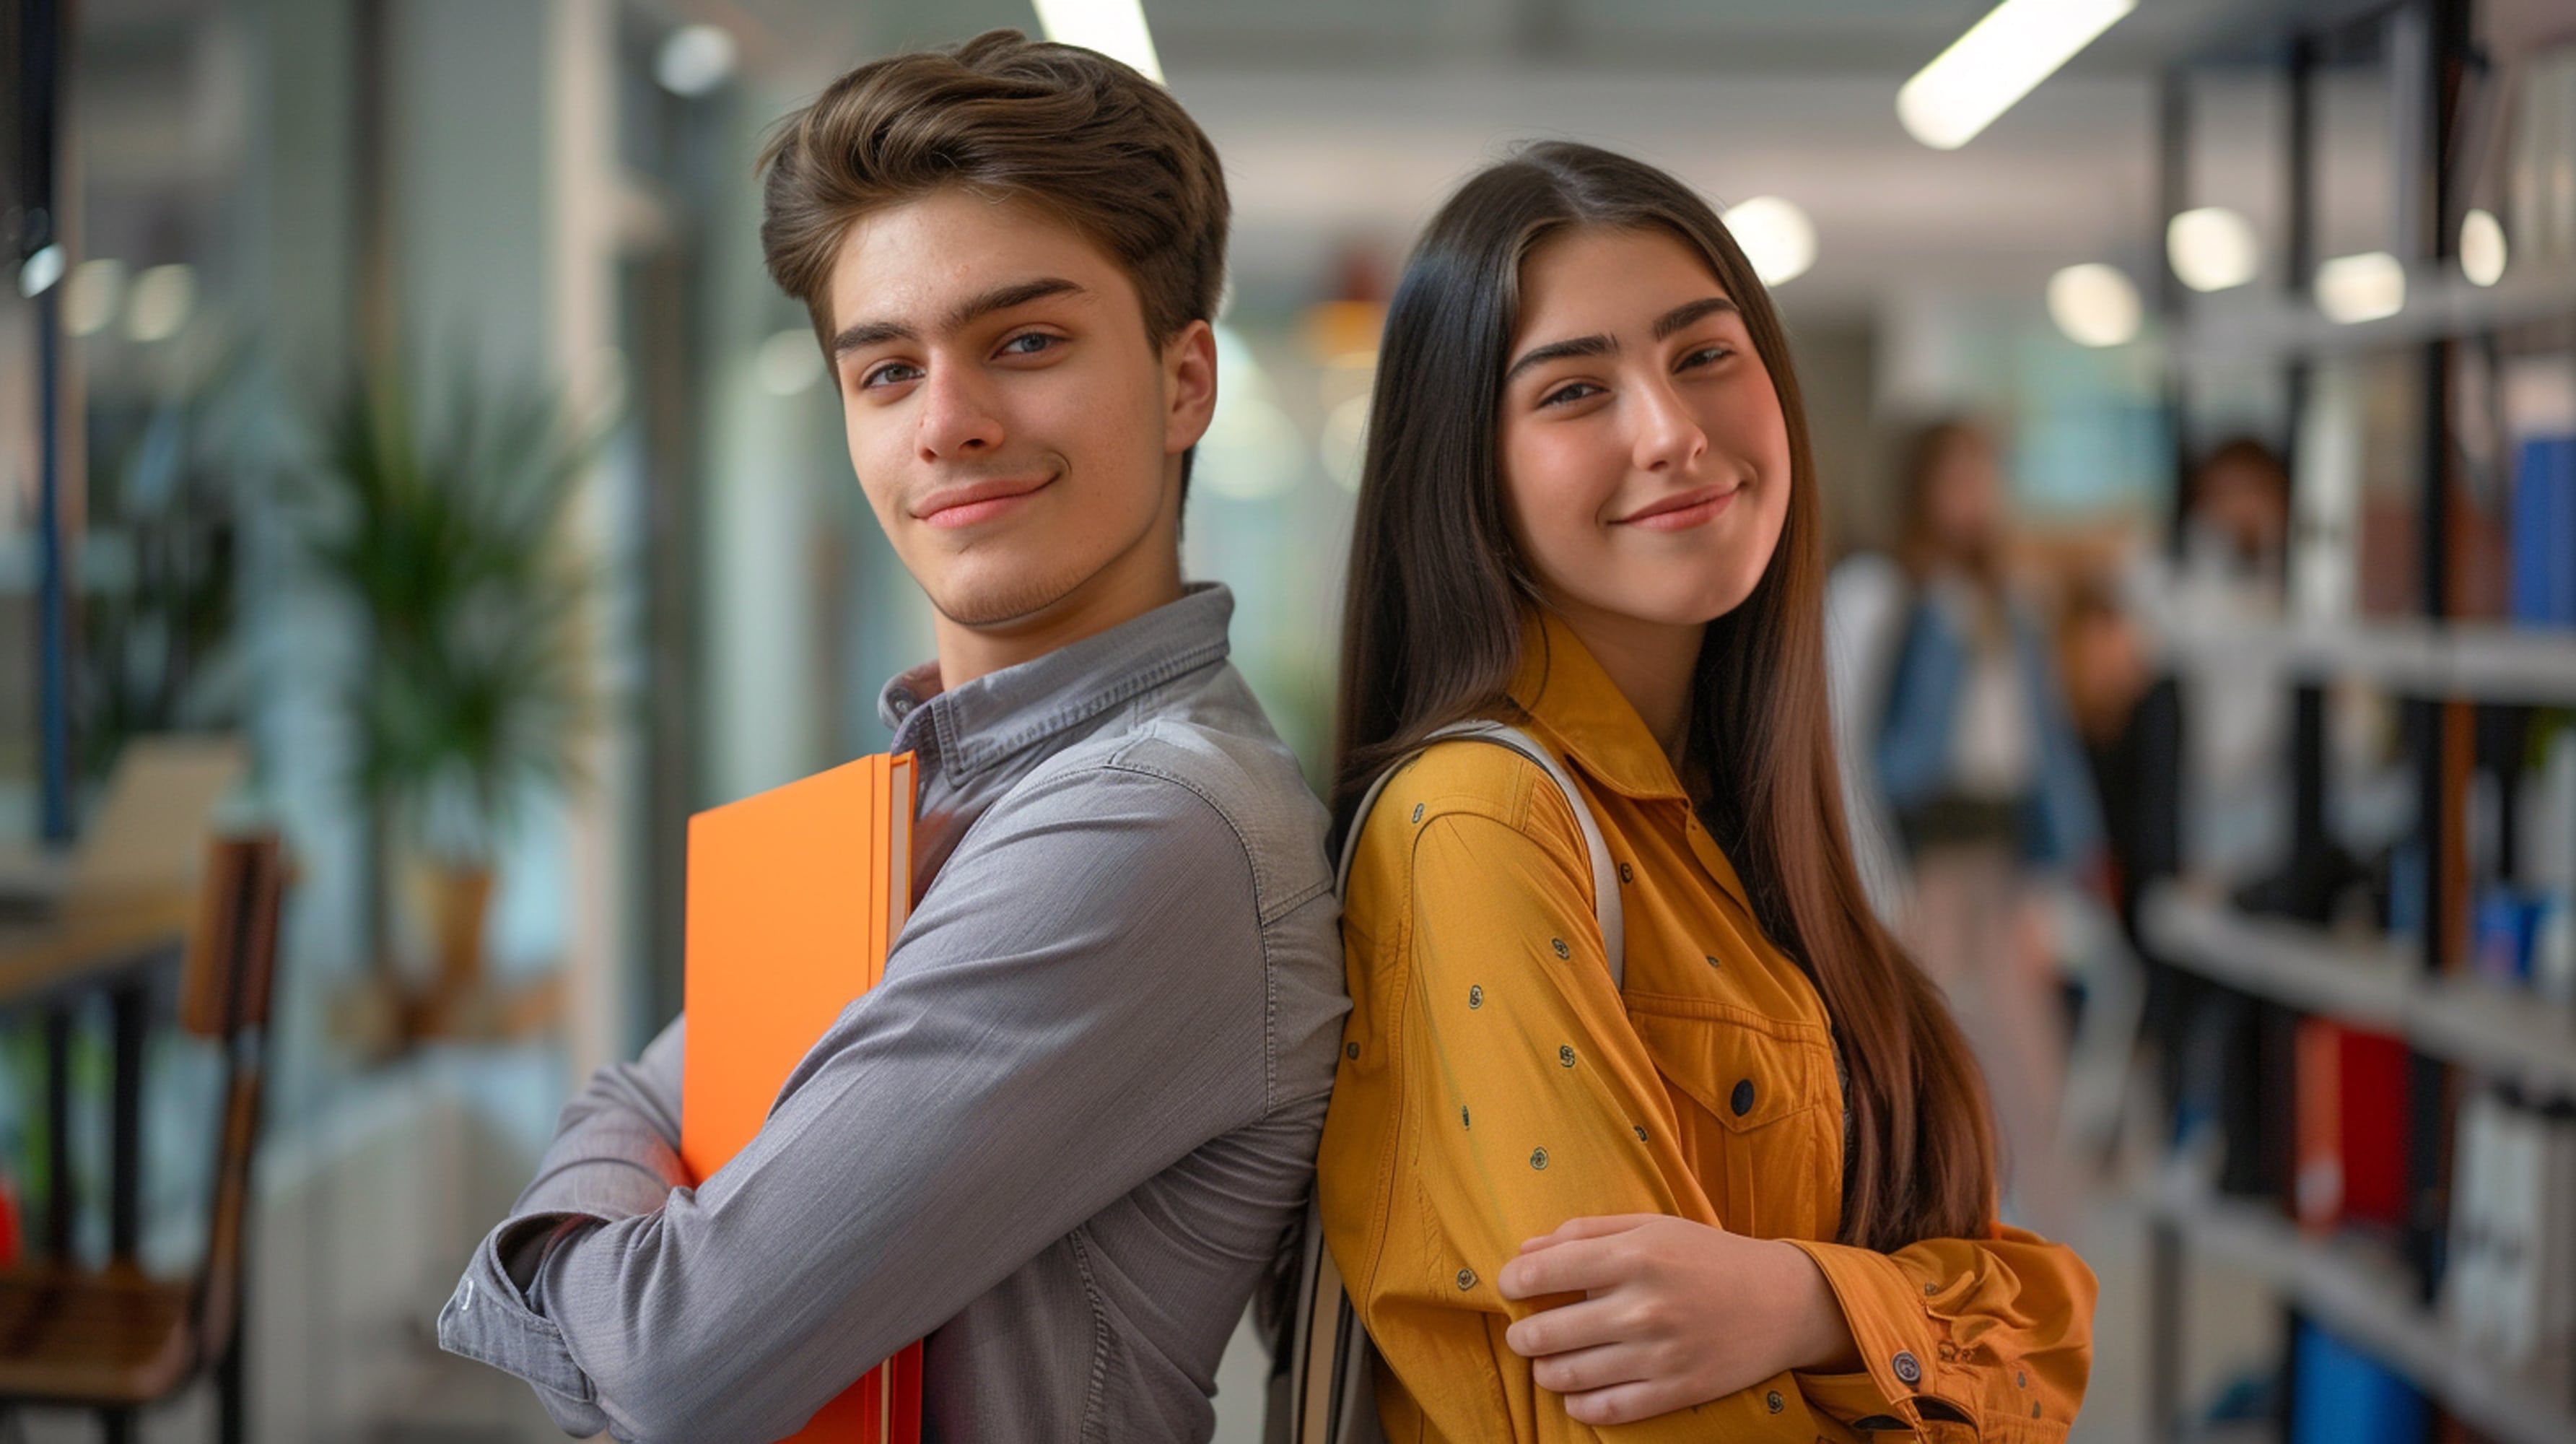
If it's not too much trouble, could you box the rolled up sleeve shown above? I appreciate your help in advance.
[1786,1225,2097,1441]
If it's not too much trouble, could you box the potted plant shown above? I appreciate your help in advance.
[297,364,602,1045]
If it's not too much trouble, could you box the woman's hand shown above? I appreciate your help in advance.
[1496,1214,1861,1427]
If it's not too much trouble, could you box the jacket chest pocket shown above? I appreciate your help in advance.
[1622,993,1837,1240]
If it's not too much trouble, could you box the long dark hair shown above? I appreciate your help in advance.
[1333,141,1998,1251]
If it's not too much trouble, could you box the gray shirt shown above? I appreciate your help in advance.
[436,584,1349,1443]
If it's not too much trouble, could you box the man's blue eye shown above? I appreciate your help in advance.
[863,362,922,388]
[1002,333,1059,355]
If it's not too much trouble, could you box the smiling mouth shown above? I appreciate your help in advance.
[916,474,1056,530]
[1615,484,1742,530]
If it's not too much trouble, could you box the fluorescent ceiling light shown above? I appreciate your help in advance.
[2166,206,2259,292]
[1033,0,1164,84]
[64,258,125,336]
[1721,196,1817,287]
[2047,263,2140,347]
[17,243,64,299]
[2314,251,2404,323]
[2460,209,2506,287]
[655,24,737,97]
[1898,0,2136,150]
[123,264,196,342]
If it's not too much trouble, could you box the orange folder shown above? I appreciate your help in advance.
[684,752,925,1443]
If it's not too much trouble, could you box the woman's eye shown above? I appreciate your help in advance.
[999,331,1062,357]
[861,361,922,390]
[1540,381,1602,408]
[1678,344,1733,371]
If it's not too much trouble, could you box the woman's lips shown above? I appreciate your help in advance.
[917,475,1054,530]
[1617,485,1740,531]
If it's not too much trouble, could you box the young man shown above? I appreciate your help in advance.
[437,31,1347,1442]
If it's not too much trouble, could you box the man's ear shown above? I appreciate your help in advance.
[1162,319,1218,457]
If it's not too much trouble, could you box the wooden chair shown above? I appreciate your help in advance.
[0,832,285,1444]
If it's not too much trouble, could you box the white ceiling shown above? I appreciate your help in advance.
[674,0,2567,321]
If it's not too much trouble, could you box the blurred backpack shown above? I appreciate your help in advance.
[1266,721,1626,1444]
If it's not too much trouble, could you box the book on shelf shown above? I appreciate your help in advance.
[684,752,925,1443]
[2441,1087,2576,1410]
[2292,1019,2411,1234]
[2289,1317,2427,1444]
[2510,436,2575,630]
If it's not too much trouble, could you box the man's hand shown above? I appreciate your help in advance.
[1496,1214,1860,1427]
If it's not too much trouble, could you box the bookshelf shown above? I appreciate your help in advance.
[2141,887,2576,1102]
[2137,3,2576,1438]
[2175,260,2576,365]
[2142,1165,2576,1444]
[2162,619,2576,709]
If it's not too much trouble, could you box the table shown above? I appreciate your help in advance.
[0,890,198,1266]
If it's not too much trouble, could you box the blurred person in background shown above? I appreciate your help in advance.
[1825,544,1914,927]
[1320,142,2094,1442]
[2056,575,2156,912]
[2149,438,2294,892]
[436,32,1348,1443]
[1873,419,2105,1238]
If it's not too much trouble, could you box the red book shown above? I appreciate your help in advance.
[684,753,924,1442]
[2336,1027,2411,1230]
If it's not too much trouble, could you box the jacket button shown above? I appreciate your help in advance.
[1411,803,1425,823]
[1633,1124,1649,1141]
[1468,985,1483,1009]
[1550,936,1570,959]
[1937,1341,1957,1362]
[1345,1042,1360,1060]
[1731,1079,1755,1116]
[2017,1370,2028,1388]
[1558,1045,1576,1069]
[1461,1107,1470,1129]
[1529,1148,1549,1170]
[1704,954,1721,970]
[1457,1268,1476,1290]
[1892,1350,1921,1386]
[1618,862,1633,884]
[1765,1391,1783,1414]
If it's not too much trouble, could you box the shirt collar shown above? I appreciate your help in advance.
[1505,608,1690,805]
[878,582,1235,780]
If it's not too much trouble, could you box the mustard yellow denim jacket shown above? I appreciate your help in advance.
[1317,611,2095,1441]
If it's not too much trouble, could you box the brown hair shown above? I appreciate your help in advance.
[1895,419,2004,588]
[1334,142,1998,1252]
[756,28,1228,355]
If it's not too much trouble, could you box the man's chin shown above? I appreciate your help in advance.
[927,569,1087,632]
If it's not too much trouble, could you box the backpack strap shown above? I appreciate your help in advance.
[1277,722,1626,1444]
[1334,718,1623,986]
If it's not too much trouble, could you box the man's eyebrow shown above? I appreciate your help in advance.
[1654,296,1739,340]
[1503,333,1617,386]
[830,277,1089,359]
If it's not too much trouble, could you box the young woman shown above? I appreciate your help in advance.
[1874,419,2107,1238]
[1315,143,2096,1441]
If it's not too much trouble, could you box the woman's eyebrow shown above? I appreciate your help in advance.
[1504,333,1616,386]
[1653,296,1739,339]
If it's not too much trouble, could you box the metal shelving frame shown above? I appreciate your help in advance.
[2140,0,2576,1437]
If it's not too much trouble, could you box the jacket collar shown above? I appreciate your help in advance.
[1506,608,1691,806]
